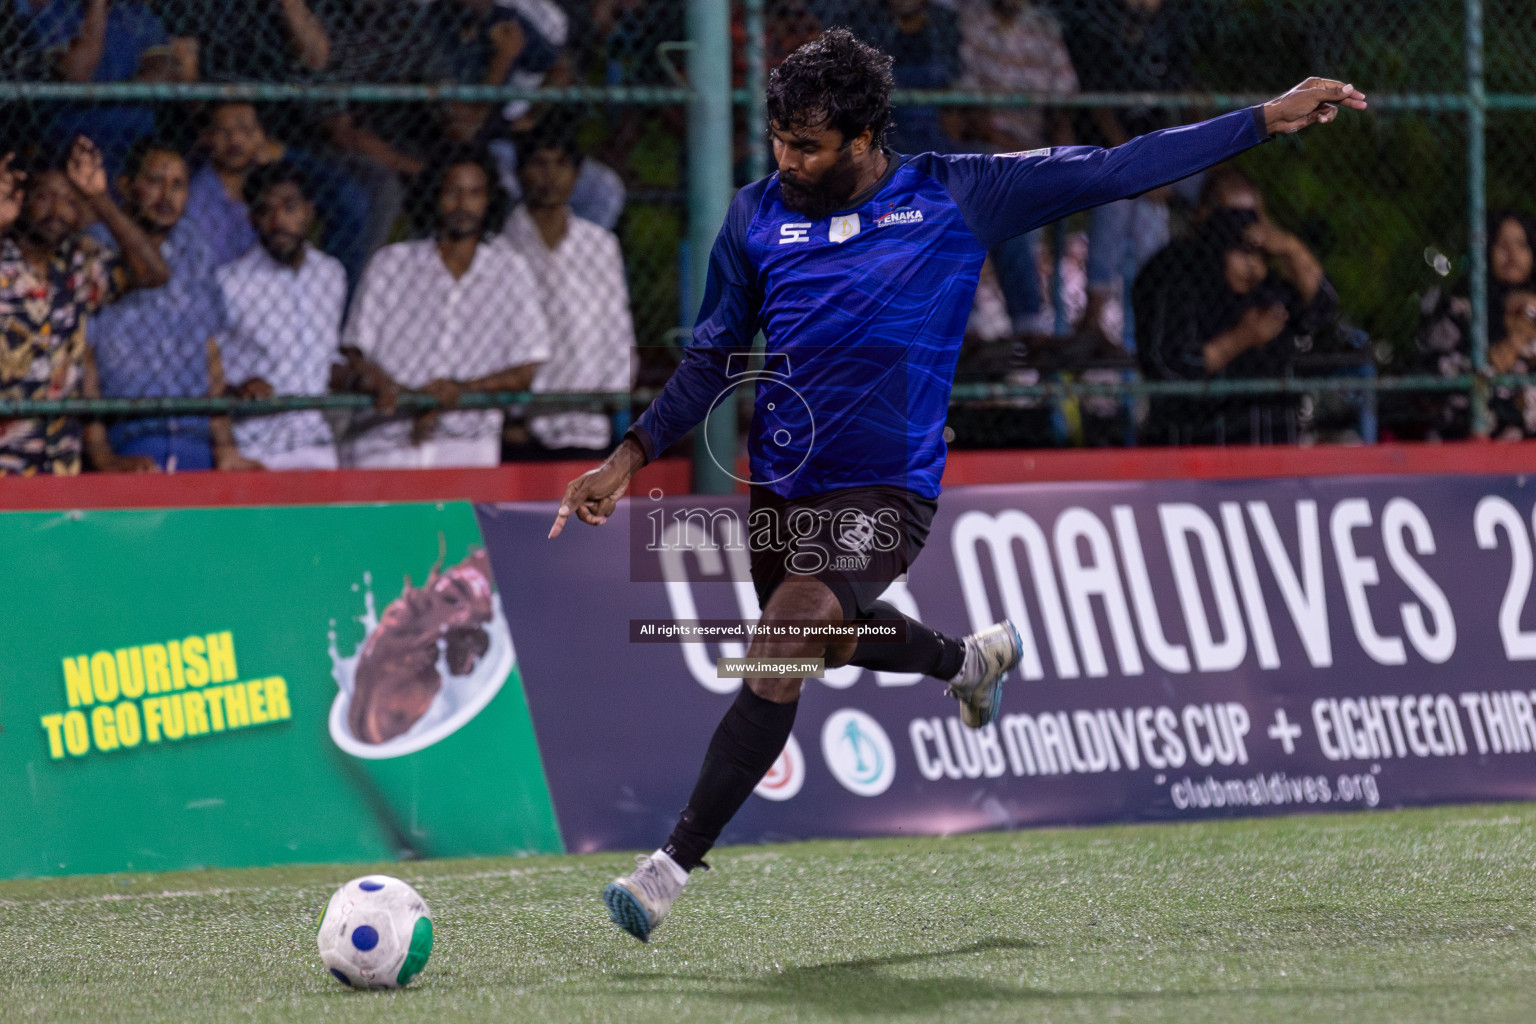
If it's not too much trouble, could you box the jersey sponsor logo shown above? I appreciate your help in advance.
[876,206,924,228]
[779,222,811,244]
[828,213,861,244]
[998,148,1052,158]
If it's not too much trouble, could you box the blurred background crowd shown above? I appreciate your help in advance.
[0,0,1530,475]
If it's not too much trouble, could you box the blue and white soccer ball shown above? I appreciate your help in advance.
[318,875,434,989]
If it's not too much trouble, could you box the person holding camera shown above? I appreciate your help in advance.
[1134,205,1338,445]
[1406,212,1536,440]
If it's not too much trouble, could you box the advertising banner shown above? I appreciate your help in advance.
[480,475,1536,855]
[0,503,561,879]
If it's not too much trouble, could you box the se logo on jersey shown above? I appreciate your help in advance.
[779,222,811,245]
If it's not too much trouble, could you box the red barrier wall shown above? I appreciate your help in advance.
[2,442,1535,510]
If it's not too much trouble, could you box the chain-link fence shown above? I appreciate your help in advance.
[0,1,1529,477]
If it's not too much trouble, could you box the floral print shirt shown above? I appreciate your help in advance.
[0,235,127,475]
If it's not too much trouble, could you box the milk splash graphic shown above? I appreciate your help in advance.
[327,570,516,760]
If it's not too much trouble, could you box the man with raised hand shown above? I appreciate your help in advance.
[548,27,1365,943]
[0,135,169,475]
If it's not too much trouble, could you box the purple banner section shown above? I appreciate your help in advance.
[477,474,1536,854]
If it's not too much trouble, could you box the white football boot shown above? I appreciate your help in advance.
[943,620,1024,729]
[602,849,687,942]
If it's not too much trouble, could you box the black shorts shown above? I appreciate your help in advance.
[747,484,937,622]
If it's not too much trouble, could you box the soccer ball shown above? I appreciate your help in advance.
[317,874,434,989]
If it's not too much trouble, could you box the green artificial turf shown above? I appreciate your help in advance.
[3,803,1534,1023]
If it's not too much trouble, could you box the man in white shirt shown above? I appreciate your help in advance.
[216,161,346,470]
[339,145,552,468]
[503,126,636,456]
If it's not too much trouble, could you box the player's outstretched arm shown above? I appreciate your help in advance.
[548,435,647,538]
[1262,78,1368,135]
[928,78,1368,252]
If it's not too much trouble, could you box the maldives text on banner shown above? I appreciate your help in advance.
[479,475,1536,855]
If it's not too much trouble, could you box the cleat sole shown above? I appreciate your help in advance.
[979,620,1023,727]
[602,882,652,942]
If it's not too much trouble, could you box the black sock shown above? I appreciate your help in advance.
[663,685,798,872]
[846,601,966,680]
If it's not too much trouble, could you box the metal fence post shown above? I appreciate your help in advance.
[688,0,736,494]
[744,0,770,183]
[1467,0,1490,435]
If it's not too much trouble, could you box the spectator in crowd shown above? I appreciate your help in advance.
[1194,164,1266,224]
[0,136,168,475]
[157,3,396,282]
[504,125,635,457]
[431,0,568,142]
[427,2,626,232]
[1410,212,1536,441]
[184,102,372,282]
[856,1,959,155]
[1135,207,1338,446]
[951,0,1078,337]
[316,2,445,265]
[1056,0,1199,349]
[738,0,822,71]
[338,145,551,468]
[591,0,685,85]
[953,0,1075,155]
[90,136,258,472]
[488,119,628,234]
[23,0,191,174]
[183,103,268,268]
[587,0,686,201]
[215,161,346,470]
[155,0,344,81]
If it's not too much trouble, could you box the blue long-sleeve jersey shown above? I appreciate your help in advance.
[630,106,1270,499]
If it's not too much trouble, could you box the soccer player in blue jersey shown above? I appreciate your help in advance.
[547,29,1365,942]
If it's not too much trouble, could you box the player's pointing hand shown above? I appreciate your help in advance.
[1262,78,1368,136]
[548,436,647,539]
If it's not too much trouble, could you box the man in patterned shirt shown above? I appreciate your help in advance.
[0,136,169,475]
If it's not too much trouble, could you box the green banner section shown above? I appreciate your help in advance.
[0,503,563,879]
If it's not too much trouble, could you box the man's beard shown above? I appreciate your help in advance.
[779,152,863,220]
[440,213,485,240]
[19,216,73,252]
[261,232,305,265]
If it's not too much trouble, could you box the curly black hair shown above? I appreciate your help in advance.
[243,159,312,208]
[765,27,894,148]
[411,144,511,238]
[512,110,583,167]
[121,134,185,182]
